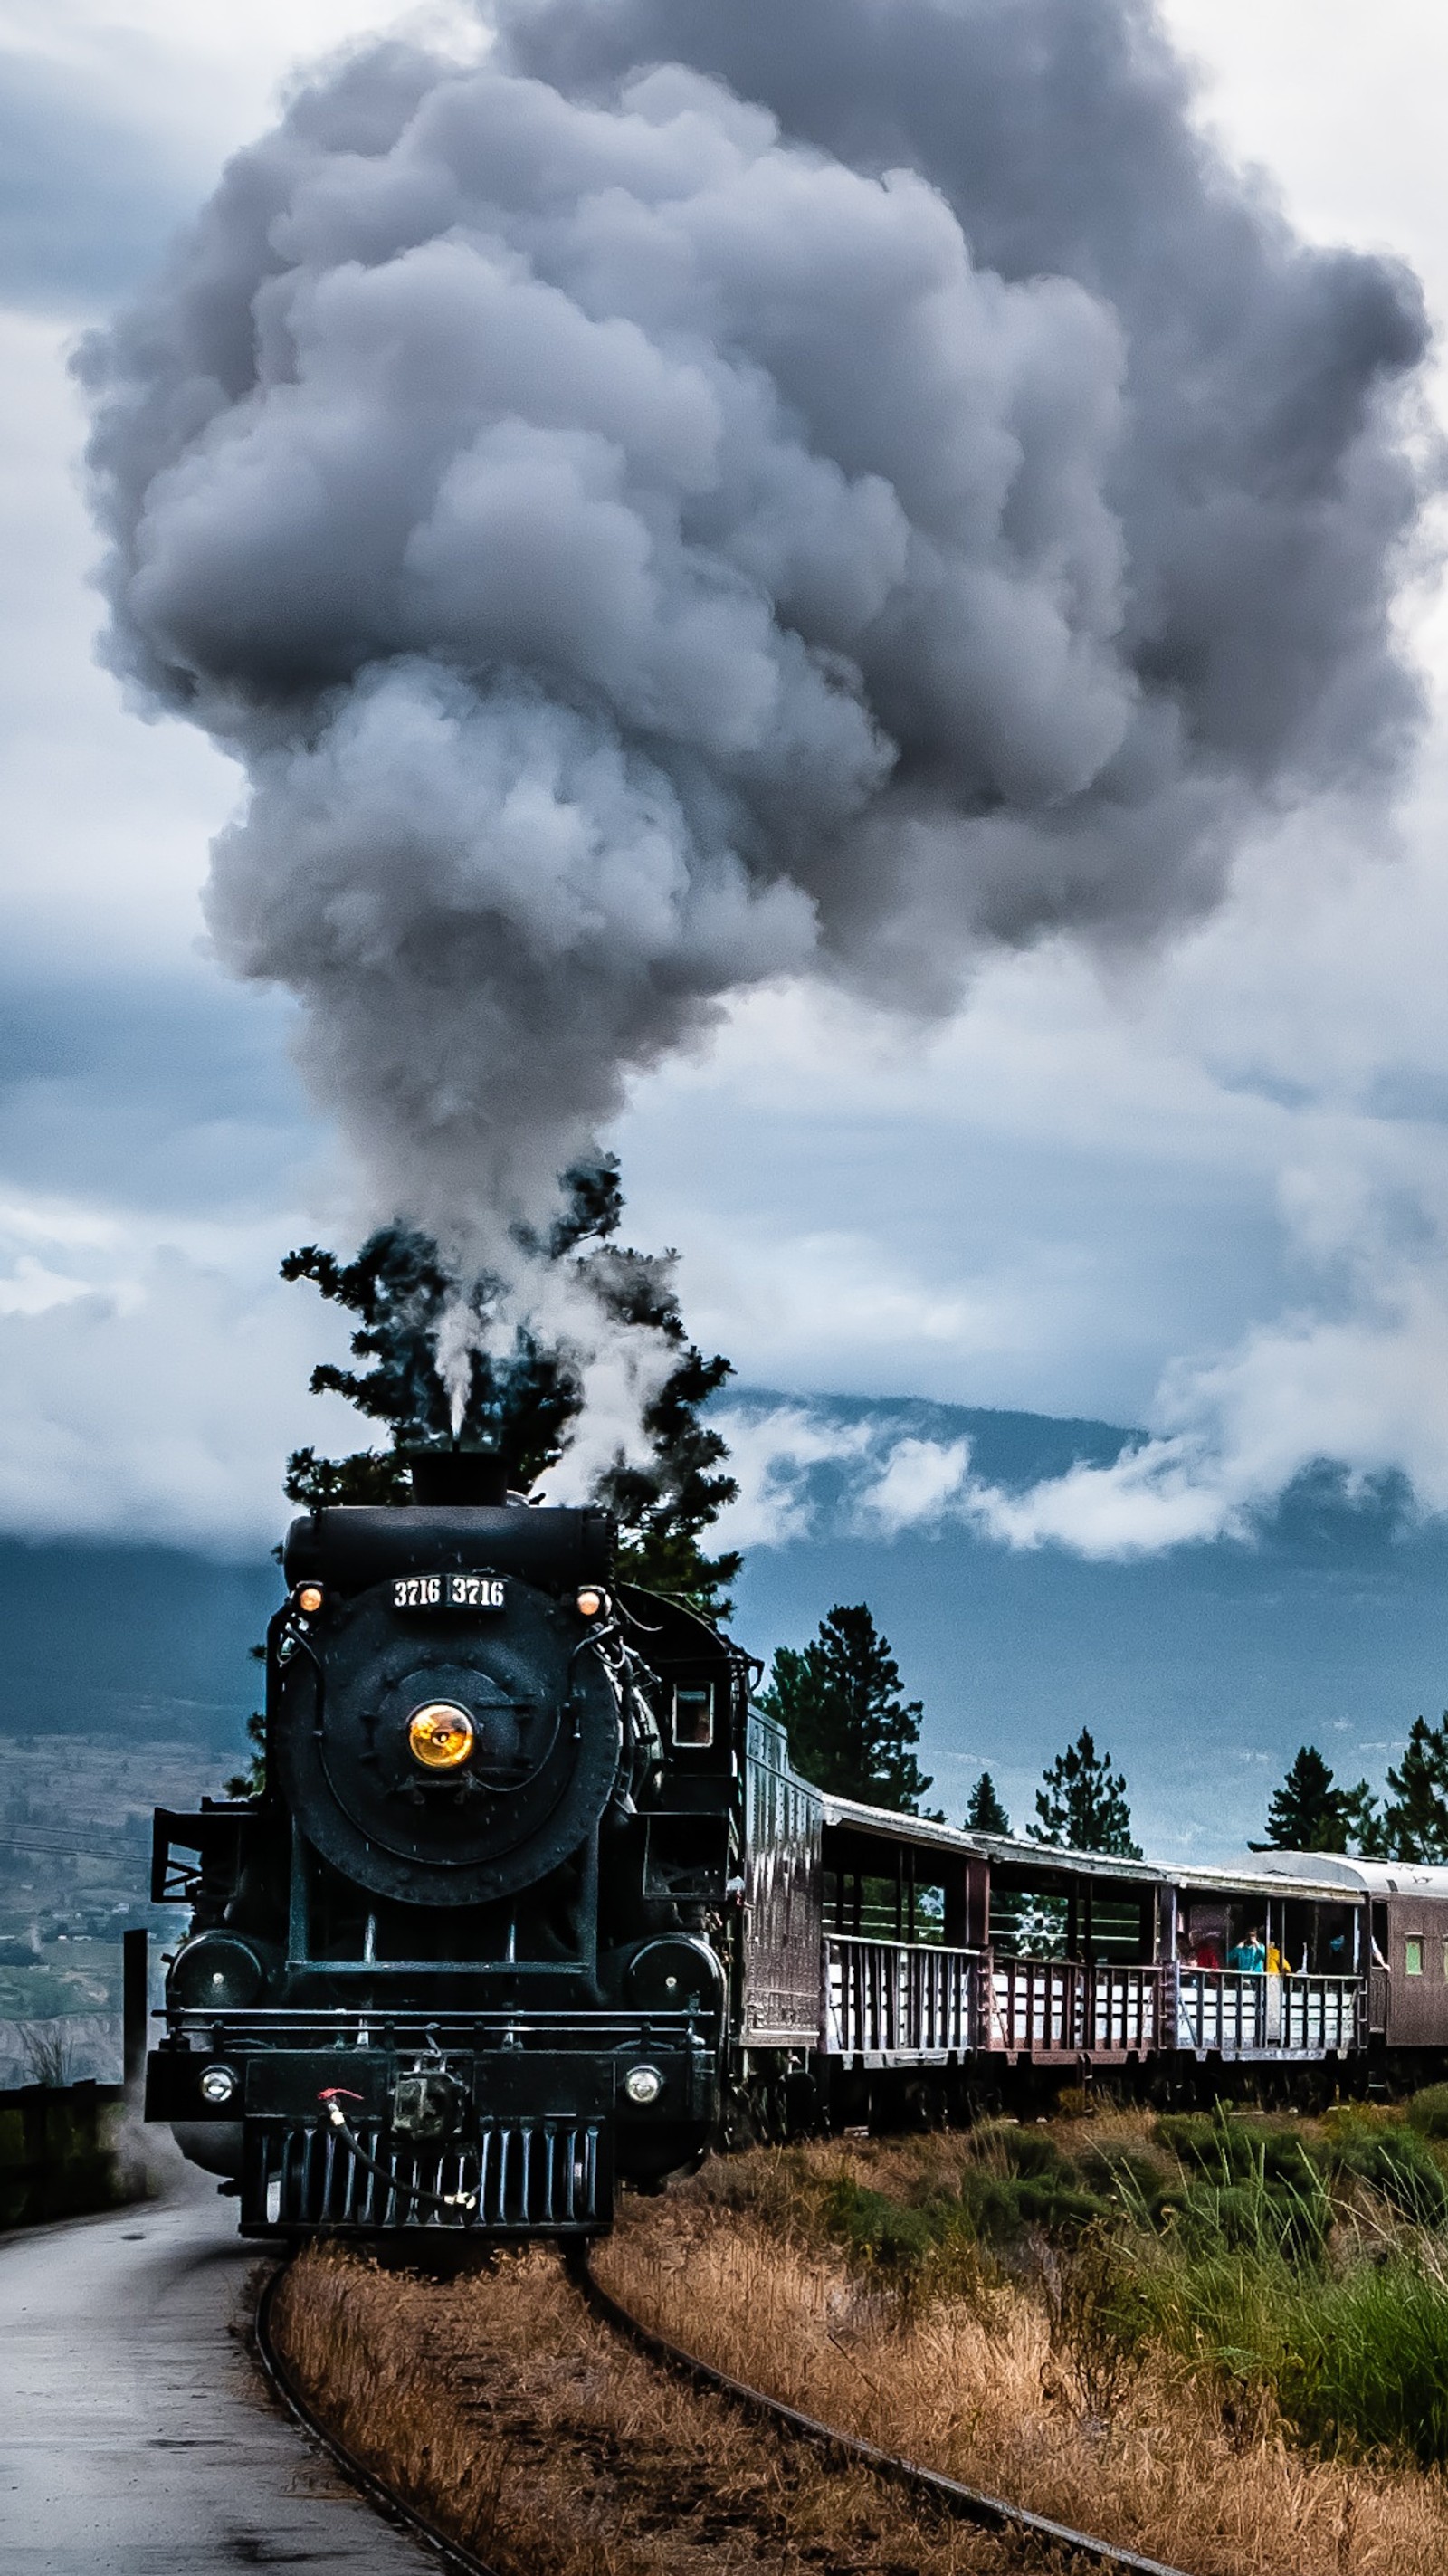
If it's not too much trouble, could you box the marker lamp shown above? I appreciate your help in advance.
[296,1583,324,1614]
[407,1701,475,1770]
[576,1587,611,1619]
[199,2064,238,2106]
[624,2064,663,2107]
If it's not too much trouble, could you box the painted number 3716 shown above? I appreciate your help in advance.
[392,1574,505,1610]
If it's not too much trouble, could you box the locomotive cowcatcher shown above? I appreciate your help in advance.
[148,1451,739,2244]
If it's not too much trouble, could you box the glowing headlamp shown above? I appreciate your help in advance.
[407,1701,475,1770]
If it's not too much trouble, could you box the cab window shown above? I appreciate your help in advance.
[672,1683,714,1748]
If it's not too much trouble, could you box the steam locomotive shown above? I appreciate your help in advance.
[148,1455,746,2240]
[148,1456,1448,2247]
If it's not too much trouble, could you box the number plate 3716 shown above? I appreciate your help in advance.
[392,1574,505,1611]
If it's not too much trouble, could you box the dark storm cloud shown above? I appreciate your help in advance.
[500,0,1429,784]
[75,7,1430,1249]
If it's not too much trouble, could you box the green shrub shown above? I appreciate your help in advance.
[1001,2126,1069,2180]
[1143,2242,1448,2467]
[806,2109,1448,2466]
[1323,2124,1448,2227]
[1407,2083,1448,2142]
[816,2145,1119,2281]
[1278,2257,1448,2466]
[818,2177,943,2273]
[1075,2142,1182,2223]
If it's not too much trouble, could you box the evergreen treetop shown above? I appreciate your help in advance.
[966,1770,1011,1836]
[1340,1778,1390,1859]
[1378,1714,1448,1864]
[1263,1745,1350,1853]
[281,1154,740,1620]
[762,1603,938,1814]
[1262,1723,1448,1863]
[1030,1727,1141,1859]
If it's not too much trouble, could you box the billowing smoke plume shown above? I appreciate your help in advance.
[80,3,1428,1254]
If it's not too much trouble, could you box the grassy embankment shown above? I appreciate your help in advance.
[600,2091,1448,2573]
[279,2091,1448,2576]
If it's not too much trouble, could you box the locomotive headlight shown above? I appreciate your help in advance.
[624,2063,663,2106]
[576,1586,610,1619]
[198,2064,238,2106]
[295,1583,324,1614]
[407,1700,475,1770]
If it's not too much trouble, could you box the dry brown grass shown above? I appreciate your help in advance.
[271,2238,1037,2574]
[592,2135,1448,2576]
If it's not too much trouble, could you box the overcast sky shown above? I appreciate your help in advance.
[4,0,1448,1554]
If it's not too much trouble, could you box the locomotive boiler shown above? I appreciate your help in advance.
[148,1453,739,2241]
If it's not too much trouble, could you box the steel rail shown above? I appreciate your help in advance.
[570,2249,1189,2576]
[252,2262,506,2576]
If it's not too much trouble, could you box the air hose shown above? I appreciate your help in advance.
[317,2088,479,2213]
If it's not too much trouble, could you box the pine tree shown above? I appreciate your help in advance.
[1030,1728,1141,1858]
[281,1155,740,1618]
[1341,1779,1390,1858]
[762,1605,938,1814]
[966,1771,1011,1835]
[1379,1715,1448,1862]
[1264,1745,1349,1852]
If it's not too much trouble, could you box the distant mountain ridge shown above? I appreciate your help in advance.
[0,1540,278,1748]
[725,1385,1136,1493]
[0,1392,1443,1865]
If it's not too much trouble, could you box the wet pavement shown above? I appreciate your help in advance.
[0,2147,428,2572]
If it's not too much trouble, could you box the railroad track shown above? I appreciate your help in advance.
[252,2263,504,2576]
[256,2247,1190,2576]
[571,2249,1189,2576]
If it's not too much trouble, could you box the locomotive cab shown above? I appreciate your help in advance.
[148,1455,735,2242]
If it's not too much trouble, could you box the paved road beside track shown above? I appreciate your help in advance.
[0,2147,427,2573]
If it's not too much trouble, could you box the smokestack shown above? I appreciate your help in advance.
[403,1448,510,1509]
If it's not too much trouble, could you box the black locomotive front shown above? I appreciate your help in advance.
[147,1457,735,2242]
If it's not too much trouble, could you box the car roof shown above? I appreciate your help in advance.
[817,1800,1371,1903]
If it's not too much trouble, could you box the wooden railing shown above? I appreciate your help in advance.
[984,1961,1364,2059]
[1172,1970,1361,2056]
[823,1935,976,2059]
[821,1946,1366,2066]
[986,1959,1159,2058]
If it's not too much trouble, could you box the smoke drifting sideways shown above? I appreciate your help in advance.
[80,3,1429,1268]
